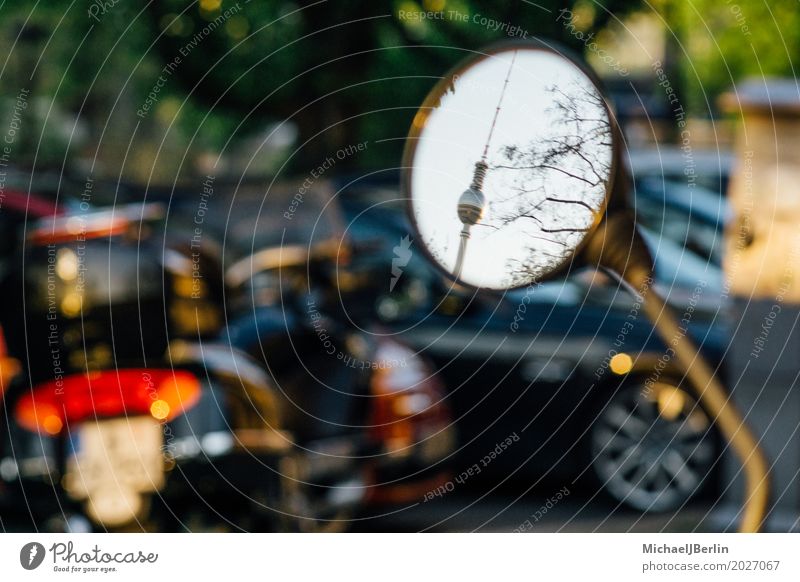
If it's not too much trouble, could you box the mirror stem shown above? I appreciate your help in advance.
[585,212,771,533]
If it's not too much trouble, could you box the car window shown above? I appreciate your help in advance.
[633,178,727,266]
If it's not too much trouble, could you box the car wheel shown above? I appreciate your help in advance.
[589,379,717,512]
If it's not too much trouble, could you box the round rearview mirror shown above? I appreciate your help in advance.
[403,41,616,290]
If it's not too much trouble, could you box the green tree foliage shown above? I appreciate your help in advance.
[655,0,800,115]
[0,0,644,180]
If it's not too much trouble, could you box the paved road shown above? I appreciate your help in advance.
[353,492,716,532]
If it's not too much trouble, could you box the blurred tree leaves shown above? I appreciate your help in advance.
[1,0,648,180]
[653,0,800,116]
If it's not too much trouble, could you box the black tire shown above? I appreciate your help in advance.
[588,378,717,512]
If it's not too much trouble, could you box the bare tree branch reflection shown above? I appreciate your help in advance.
[488,79,612,285]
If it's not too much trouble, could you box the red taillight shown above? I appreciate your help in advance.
[28,215,129,246]
[14,369,201,435]
[367,342,450,448]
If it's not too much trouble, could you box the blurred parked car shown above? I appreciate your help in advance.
[333,159,731,513]
[627,148,734,199]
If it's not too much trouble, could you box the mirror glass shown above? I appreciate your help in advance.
[405,44,614,289]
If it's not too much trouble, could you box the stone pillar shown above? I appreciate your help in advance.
[719,79,800,531]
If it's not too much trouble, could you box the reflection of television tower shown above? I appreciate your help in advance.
[454,161,487,279]
[453,51,517,281]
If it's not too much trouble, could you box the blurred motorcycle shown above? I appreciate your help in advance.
[0,181,454,532]
[0,203,303,531]
[209,181,455,523]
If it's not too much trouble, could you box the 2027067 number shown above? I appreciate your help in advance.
[729,560,780,571]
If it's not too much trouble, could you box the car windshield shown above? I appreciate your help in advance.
[633,177,729,266]
[505,185,725,309]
